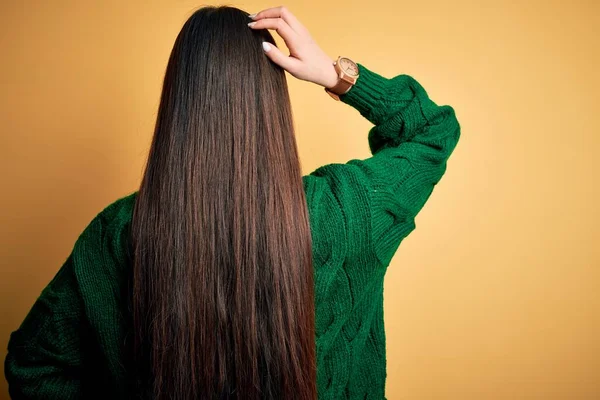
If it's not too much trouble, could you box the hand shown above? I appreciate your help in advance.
[248,6,340,89]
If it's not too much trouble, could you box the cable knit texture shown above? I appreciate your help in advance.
[5,63,461,399]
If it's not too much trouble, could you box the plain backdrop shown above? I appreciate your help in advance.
[1,0,598,399]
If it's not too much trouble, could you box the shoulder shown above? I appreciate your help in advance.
[71,191,138,279]
[77,191,138,242]
[95,191,138,226]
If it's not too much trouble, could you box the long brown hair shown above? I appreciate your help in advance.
[130,6,316,399]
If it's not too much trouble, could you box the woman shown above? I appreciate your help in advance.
[4,5,460,400]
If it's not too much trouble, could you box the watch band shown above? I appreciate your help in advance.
[325,78,352,101]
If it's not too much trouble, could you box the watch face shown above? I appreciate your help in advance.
[339,57,359,77]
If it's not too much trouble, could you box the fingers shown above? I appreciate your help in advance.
[248,17,299,51]
[250,6,308,36]
[260,42,302,74]
[247,6,309,77]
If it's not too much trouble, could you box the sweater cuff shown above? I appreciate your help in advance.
[339,63,390,117]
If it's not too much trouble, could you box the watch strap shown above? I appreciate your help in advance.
[325,78,352,100]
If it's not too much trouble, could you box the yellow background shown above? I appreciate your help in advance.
[1,0,598,398]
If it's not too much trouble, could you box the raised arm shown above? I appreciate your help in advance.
[305,63,461,265]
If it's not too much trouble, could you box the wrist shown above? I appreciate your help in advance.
[323,61,340,90]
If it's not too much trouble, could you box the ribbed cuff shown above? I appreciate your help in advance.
[339,63,390,117]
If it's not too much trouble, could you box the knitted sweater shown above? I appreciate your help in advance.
[4,63,461,399]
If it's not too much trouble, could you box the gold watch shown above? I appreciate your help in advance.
[325,56,360,101]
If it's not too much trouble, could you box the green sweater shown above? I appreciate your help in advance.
[4,63,460,399]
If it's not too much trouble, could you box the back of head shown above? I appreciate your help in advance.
[130,5,316,399]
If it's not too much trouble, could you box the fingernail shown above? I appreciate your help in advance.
[248,13,257,19]
[262,42,271,52]
[247,21,256,27]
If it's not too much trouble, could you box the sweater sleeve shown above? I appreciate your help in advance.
[303,63,461,266]
[4,254,84,399]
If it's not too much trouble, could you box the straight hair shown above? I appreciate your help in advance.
[130,6,317,399]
